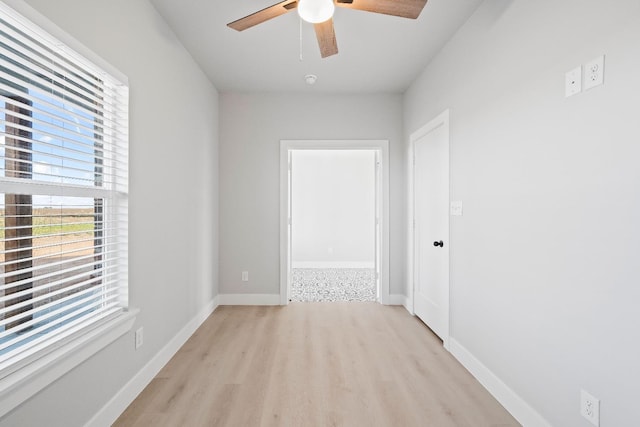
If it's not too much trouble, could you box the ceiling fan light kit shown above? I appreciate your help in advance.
[298,0,335,23]
[227,0,428,59]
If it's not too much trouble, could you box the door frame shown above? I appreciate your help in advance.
[408,110,450,349]
[279,140,390,305]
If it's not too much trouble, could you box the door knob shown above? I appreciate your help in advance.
[433,240,444,248]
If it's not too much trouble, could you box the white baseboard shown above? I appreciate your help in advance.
[292,262,375,269]
[85,296,220,427]
[448,338,551,427]
[388,293,411,311]
[218,294,281,306]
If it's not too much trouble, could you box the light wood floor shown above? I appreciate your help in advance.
[114,303,519,426]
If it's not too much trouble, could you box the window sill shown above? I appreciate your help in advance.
[0,308,139,418]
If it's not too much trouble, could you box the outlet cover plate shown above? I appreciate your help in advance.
[580,389,600,426]
[584,55,605,90]
[450,201,463,216]
[565,66,582,97]
[135,327,144,350]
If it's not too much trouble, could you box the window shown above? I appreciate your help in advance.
[0,2,129,382]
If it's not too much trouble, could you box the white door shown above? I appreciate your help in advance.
[413,112,449,342]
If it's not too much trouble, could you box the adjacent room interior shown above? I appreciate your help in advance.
[0,0,638,426]
[290,148,378,303]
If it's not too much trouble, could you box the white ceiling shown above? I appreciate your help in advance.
[148,0,484,93]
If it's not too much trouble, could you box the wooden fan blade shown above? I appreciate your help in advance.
[314,19,338,58]
[228,0,298,31]
[336,0,428,19]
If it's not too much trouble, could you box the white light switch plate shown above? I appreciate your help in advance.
[565,66,582,97]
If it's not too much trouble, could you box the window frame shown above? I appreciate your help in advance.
[0,0,136,417]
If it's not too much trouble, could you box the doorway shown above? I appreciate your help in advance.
[291,149,376,302]
[280,140,390,305]
[409,110,450,347]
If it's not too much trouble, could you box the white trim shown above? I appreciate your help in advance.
[218,294,281,306]
[408,110,451,348]
[0,309,138,419]
[448,338,552,427]
[406,132,415,313]
[279,145,290,305]
[388,293,412,310]
[86,298,219,427]
[292,262,375,269]
[280,140,390,306]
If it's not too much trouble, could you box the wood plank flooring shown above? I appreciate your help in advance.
[114,303,520,427]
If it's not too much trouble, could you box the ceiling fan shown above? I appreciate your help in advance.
[227,0,428,58]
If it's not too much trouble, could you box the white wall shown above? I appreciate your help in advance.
[404,0,640,425]
[292,150,375,267]
[220,93,403,296]
[0,0,219,425]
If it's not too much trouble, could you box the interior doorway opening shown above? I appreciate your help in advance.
[290,149,377,302]
[280,140,390,305]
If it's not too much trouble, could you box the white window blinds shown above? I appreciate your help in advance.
[0,3,129,377]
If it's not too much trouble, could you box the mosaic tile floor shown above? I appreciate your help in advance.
[291,268,377,302]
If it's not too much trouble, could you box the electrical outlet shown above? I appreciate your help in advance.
[584,55,605,90]
[135,327,144,350]
[580,389,600,426]
[565,66,582,97]
[241,271,249,282]
[450,201,463,216]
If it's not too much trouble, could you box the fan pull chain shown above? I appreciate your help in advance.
[299,16,303,62]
